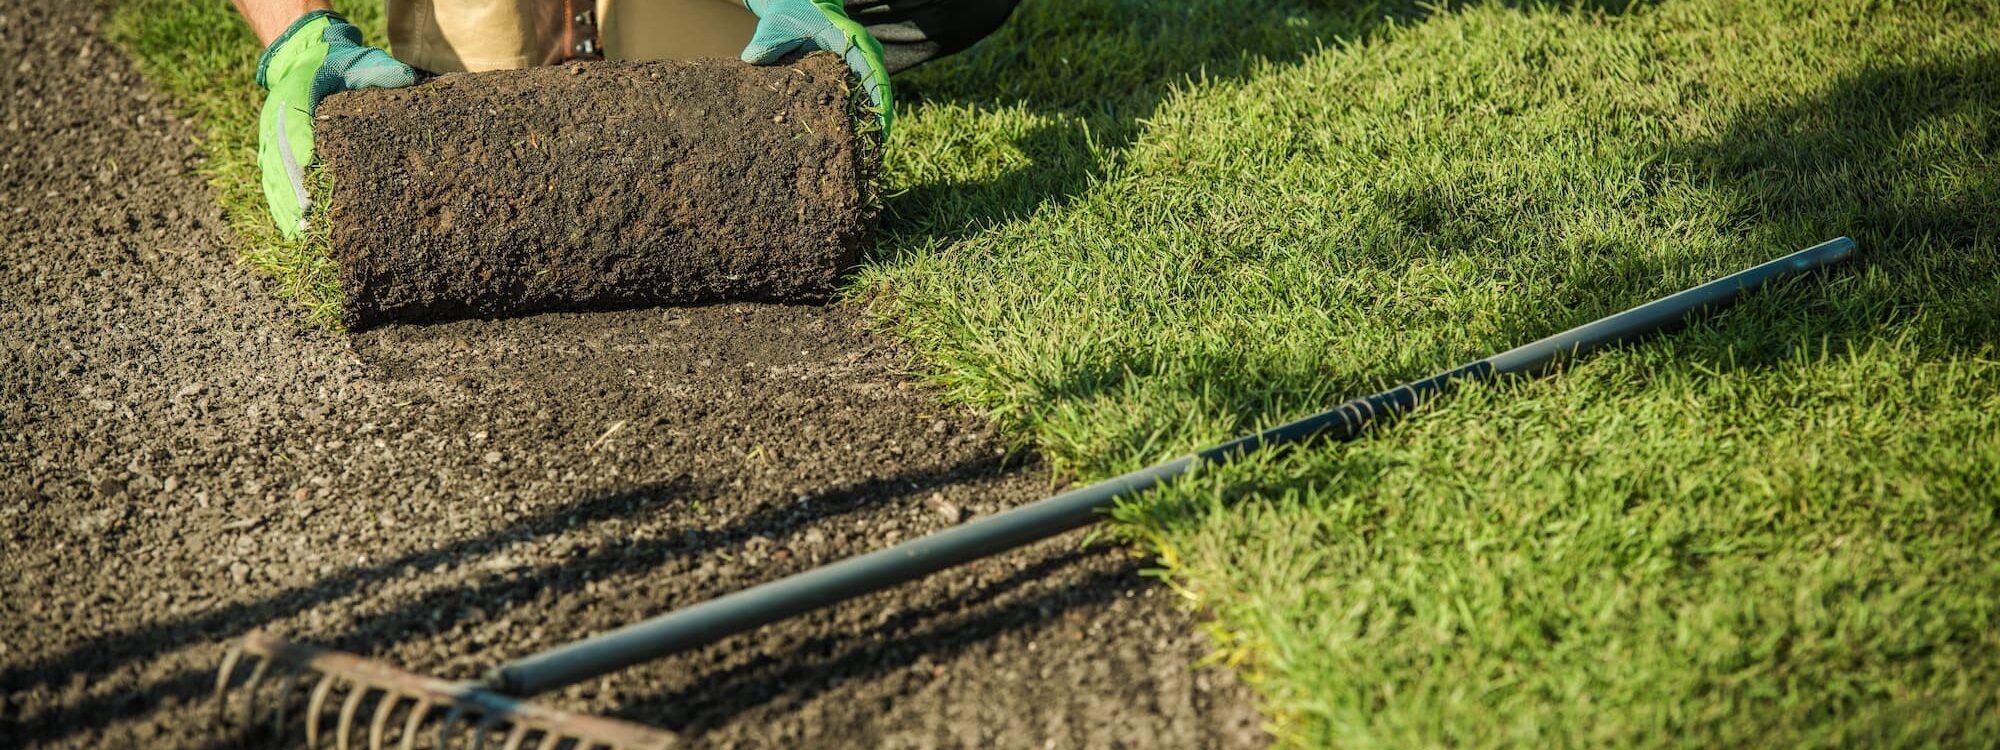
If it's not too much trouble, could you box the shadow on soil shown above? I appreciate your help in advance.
[6,450,1078,746]
[166,548,1125,750]
[617,547,1136,735]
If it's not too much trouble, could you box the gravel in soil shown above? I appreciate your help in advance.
[320,54,877,330]
[0,3,1263,748]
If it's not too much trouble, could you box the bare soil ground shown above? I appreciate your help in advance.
[0,3,1263,747]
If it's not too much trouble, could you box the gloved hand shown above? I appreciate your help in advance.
[256,10,416,238]
[740,0,893,137]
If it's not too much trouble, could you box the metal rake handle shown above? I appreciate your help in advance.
[491,236,1857,697]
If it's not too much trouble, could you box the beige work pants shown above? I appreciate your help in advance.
[386,0,758,74]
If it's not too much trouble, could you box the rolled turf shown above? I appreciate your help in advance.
[315,53,877,330]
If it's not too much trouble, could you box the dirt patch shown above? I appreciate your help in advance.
[1,3,1262,749]
[318,53,877,330]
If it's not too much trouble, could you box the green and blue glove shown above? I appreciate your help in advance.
[740,0,893,137]
[255,10,416,238]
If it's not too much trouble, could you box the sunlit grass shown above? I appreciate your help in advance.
[103,0,383,328]
[107,0,2000,745]
[870,0,2000,745]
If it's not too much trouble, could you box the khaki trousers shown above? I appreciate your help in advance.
[386,0,758,74]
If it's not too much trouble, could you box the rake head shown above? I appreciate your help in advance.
[214,632,676,750]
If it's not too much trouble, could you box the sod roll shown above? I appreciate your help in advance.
[315,53,878,330]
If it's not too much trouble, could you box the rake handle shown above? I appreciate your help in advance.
[490,236,1855,697]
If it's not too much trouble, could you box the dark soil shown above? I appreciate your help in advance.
[318,54,877,330]
[0,3,1263,749]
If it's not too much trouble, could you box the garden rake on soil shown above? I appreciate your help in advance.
[215,238,1855,749]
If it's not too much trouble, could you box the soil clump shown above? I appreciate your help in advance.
[1,3,1262,748]
[318,54,877,330]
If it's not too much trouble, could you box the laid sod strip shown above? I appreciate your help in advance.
[215,238,1850,748]
[871,2,1999,744]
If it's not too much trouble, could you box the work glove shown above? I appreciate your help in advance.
[740,0,894,137]
[256,10,416,238]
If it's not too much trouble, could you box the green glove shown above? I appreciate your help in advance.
[740,0,894,138]
[256,10,416,238]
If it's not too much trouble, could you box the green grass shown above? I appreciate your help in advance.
[103,0,384,327]
[106,0,2000,746]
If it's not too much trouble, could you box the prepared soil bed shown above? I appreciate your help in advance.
[1,4,1260,748]
[317,53,878,330]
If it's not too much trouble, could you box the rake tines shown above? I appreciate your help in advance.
[215,632,676,750]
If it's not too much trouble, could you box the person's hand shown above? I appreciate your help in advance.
[256,10,415,238]
[740,0,893,137]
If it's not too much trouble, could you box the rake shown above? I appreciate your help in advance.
[214,237,1855,749]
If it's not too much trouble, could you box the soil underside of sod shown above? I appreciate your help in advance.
[320,53,878,330]
[0,4,1262,748]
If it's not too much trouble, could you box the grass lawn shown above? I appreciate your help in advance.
[107,0,1999,746]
